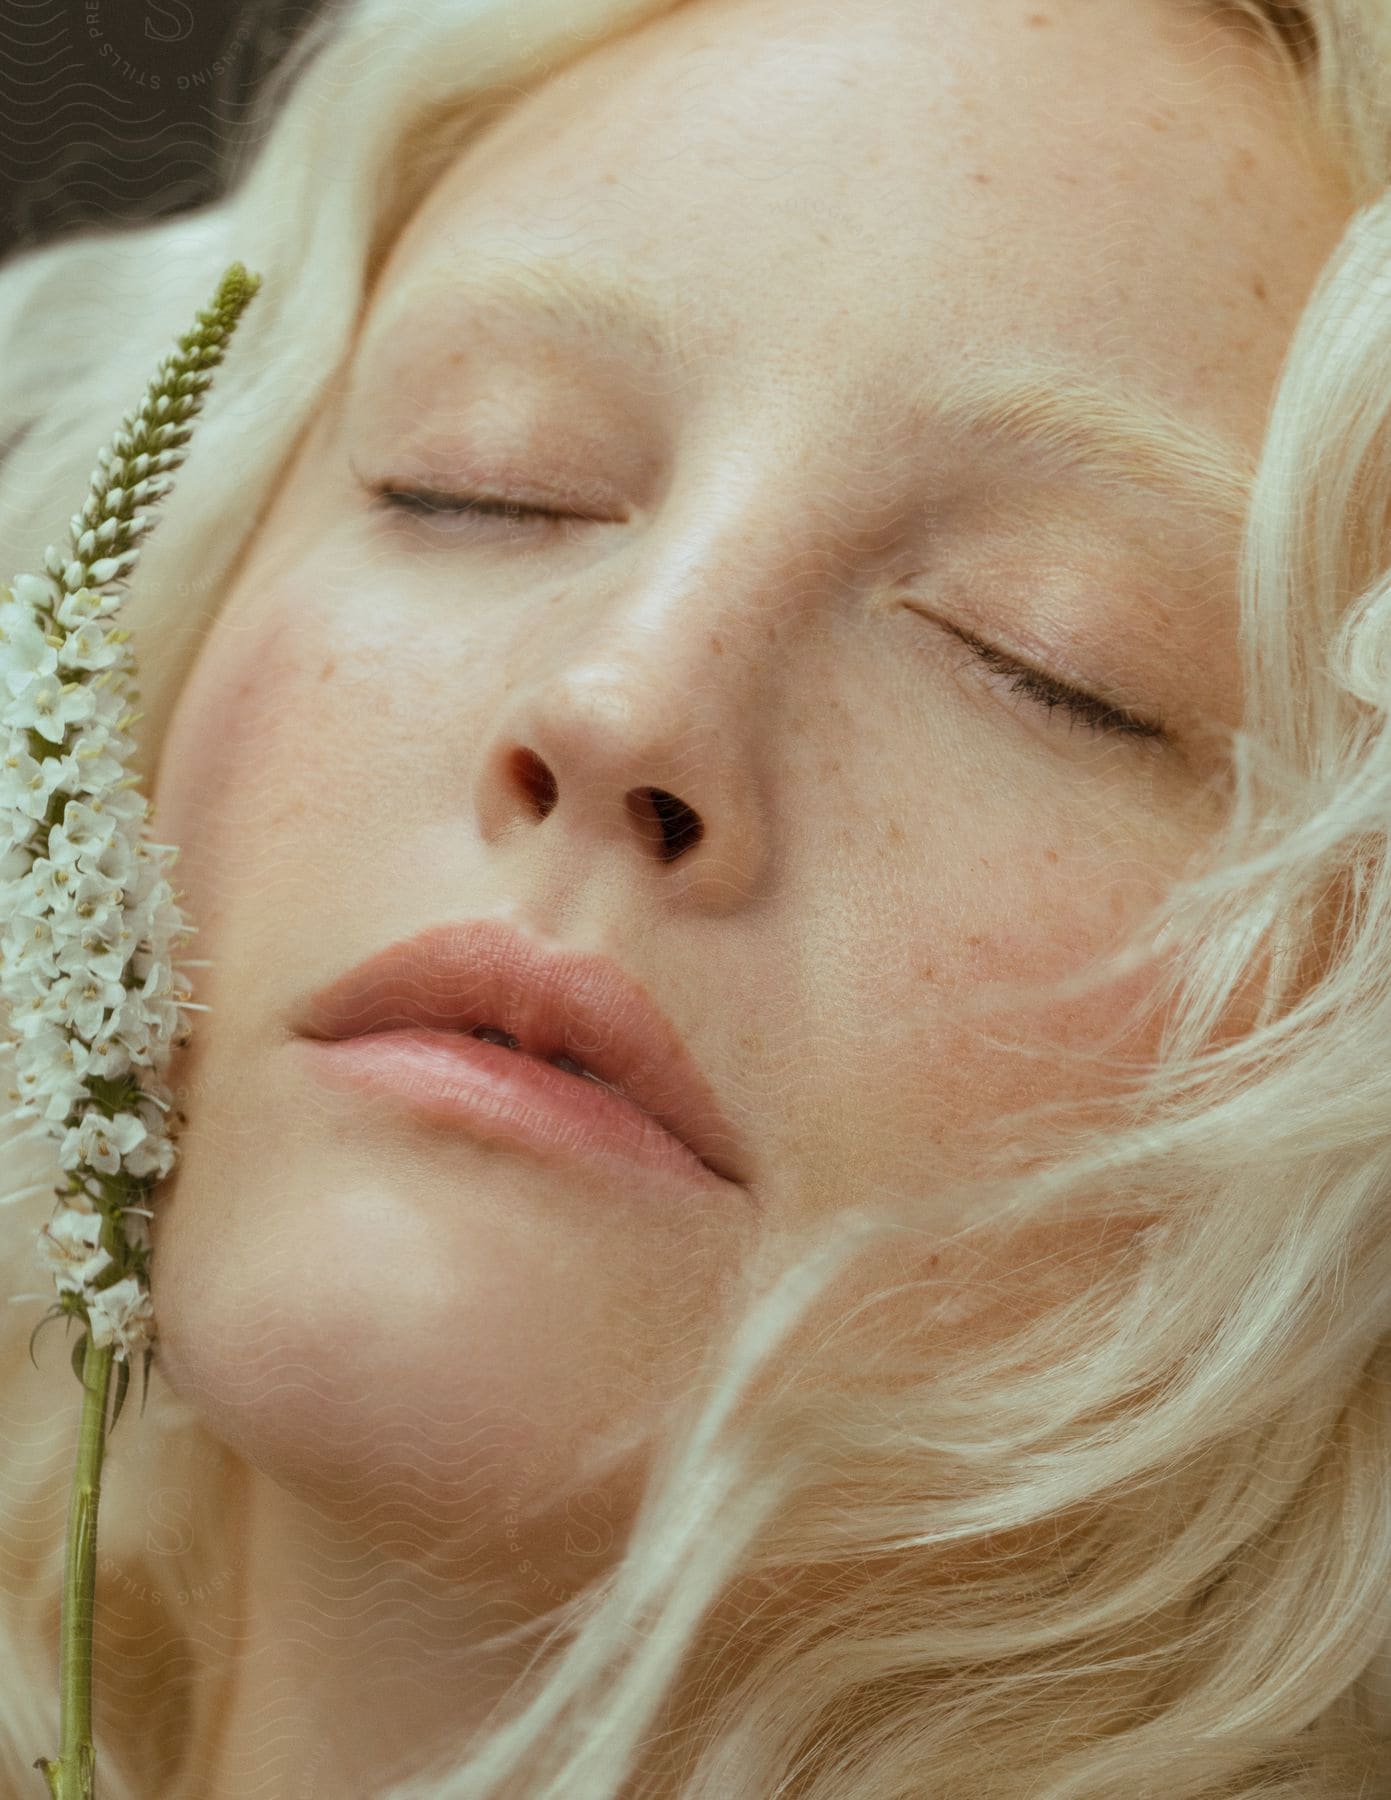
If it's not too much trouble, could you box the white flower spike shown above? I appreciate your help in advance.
[0,261,263,1800]
[1,263,259,1381]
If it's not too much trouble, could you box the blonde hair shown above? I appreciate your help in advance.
[1,2,1389,1794]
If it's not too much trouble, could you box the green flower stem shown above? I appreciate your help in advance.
[34,1332,114,1800]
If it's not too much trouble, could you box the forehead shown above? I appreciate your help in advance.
[395,0,1333,250]
[368,0,1347,455]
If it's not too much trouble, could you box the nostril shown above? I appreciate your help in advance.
[510,748,558,820]
[643,788,702,862]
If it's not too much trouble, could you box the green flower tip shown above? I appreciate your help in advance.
[213,261,263,325]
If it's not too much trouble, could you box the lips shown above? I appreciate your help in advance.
[294,918,747,1186]
[464,1022,611,1086]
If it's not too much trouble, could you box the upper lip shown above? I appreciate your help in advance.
[294,918,748,1187]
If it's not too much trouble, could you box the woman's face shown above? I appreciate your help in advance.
[148,0,1349,1562]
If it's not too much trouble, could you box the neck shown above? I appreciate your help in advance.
[176,1464,580,1800]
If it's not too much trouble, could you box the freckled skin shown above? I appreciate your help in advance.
[142,1,1352,1790]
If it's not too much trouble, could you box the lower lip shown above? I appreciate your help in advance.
[295,1026,729,1192]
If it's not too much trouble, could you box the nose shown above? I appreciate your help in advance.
[472,643,768,912]
[468,425,897,908]
[467,466,851,910]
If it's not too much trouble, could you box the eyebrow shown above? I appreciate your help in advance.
[372,250,1258,537]
[910,358,1258,536]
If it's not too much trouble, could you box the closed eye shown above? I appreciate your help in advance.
[378,485,564,525]
[941,619,1168,744]
[350,461,596,538]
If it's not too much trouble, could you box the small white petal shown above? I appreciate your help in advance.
[85,1276,154,1359]
[35,1207,114,1295]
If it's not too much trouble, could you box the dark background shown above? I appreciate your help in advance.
[0,0,336,264]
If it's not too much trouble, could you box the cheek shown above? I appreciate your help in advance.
[831,822,1197,1181]
[154,622,286,912]
[953,857,1171,1029]
[151,598,350,938]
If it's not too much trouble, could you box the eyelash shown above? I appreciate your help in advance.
[939,621,1167,744]
[360,475,1168,745]
[368,478,583,536]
